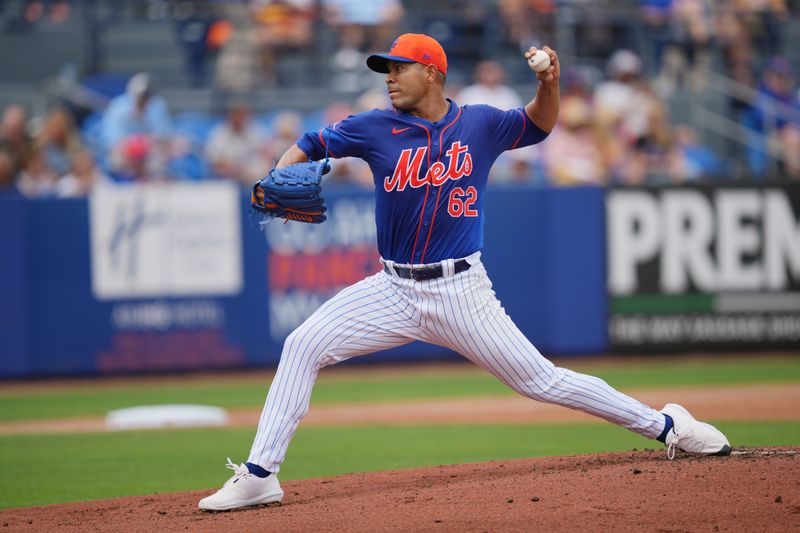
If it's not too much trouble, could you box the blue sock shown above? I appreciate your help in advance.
[656,414,674,443]
[246,462,271,478]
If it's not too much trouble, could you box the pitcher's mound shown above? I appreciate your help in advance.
[2,447,798,532]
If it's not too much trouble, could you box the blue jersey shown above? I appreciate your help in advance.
[297,99,548,264]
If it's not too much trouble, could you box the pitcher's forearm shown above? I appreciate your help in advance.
[525,82,560,133]
[276,144,310,168]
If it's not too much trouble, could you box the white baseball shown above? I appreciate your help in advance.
[528,50,551,73]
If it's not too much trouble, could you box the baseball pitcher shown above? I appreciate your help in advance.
[199,34,730,511]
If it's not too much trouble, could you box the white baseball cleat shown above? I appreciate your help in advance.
[198,458,284,511]
[661,403,732,459]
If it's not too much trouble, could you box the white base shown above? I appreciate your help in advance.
[105,404,228,430]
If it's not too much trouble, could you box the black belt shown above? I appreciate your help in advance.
[384,259,471,281]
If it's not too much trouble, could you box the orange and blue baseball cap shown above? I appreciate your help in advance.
[367,33,447,75]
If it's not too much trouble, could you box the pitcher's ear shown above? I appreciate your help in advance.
[426,64,439,83]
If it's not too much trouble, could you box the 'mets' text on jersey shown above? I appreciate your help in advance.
[297,100,548,264]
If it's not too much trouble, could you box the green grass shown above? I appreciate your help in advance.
[1,356,799,422]
[0,421,797,510]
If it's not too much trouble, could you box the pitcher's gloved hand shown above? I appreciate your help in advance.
[250,160,330,223]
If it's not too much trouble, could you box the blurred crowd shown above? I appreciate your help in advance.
[0,71,385,197]
[1,0,799,197]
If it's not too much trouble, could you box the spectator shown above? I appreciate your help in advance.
[323,0,404,53]
[101,73,172,181]
[54,148,111,197]
[0,105,33,176]
[166,138,211,182]
[672,124,726,181]
[593,49,663,148]
[34,106,82,177]
[594,71,669,185]
[617,101,682,185]
[252,0,315,87]
[640,0,674,74]
[560,66,595,100]
[716,0,790,85]
[16,148,57,197]
[457,60,540,184]
[108,133,163,183]
[499,0,557,53]
[715,1,755,88]
[263,110,303,166]
[754,57,799,123]
[673,0,713,74]
[213,4,260,92]
[0,151,19,194]
[543,95,608,186]
[205,103,268,186]
[101,73,172,150]
[175,3,216,88]
[354,86,391,112]
[778,122,800,179]
[742,56,800,178]
[642,0,712,92]
[324,0,405,92]
[329,24,371,92]
[456,60,522,110]
[646,103,683,182]
[737,0,790,61]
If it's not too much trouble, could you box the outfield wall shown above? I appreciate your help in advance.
[1,183,798,378]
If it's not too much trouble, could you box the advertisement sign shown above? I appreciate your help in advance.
[89,182,243,299]
[84,183,247,372]
[263,194,380,340]
[607,184,800,349]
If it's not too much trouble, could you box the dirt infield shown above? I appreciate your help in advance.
[1,447,797,532]
[2,359,798,530]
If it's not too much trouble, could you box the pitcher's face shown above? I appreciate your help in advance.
[385,61,431,111]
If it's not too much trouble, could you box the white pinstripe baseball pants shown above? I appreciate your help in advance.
[248,252,666,472]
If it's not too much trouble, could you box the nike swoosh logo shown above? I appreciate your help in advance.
[392,127,411,135]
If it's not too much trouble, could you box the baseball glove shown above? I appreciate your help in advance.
[250,160,330,224]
